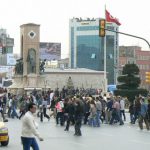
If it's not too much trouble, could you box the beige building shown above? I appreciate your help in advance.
[44,68,105,90]
[9,68,105,94]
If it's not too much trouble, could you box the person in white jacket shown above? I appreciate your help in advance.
[120,97,126,121]
[21,103,43,150]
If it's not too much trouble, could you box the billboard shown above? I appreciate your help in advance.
[6,38,14,47]
[39,42,61,60]
[7,54,16,65]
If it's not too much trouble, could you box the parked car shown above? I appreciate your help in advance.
[0,121,9,146]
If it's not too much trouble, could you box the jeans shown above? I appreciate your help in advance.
[133,111,140,123]
[105,110,112,124]
[11,107,18,118]
[56,112,64,125]
[88,116,96,127]
[95,111,101,127]
[120,110,126,121]
[130,113,134,123]
[21,137,39,150]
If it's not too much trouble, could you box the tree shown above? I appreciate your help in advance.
[114,63,148,102]
[67,76,74,89]
[117,63,141,90]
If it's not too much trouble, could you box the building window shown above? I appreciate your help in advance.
[91,53,96,59]
[108,54,113,59]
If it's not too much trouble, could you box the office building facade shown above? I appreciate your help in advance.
[0,28,14,54]
[69,18,119,84]
[119,46,150,89]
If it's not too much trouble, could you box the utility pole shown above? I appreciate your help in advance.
[105,28,150,48]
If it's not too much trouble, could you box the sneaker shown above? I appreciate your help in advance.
[64,128,69,131]
[76,133,82,136]
[119,123,124,125]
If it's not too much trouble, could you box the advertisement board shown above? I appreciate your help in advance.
[6,38,14,47]
[7,54,16,65]
[39,42,61,60]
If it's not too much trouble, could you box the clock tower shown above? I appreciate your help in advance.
[20,23,40,75]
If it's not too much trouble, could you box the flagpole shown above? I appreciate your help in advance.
[104,5,107,93]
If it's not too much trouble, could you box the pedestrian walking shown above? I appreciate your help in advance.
[138,98,149,130]
[95,97,102,127]
[42,96,50,121]
[64,98,75,131]
[88,100,97,127]
[120,96,126,121]
[0,98,5,121]
[110,97,124,125]
[147,98,150,125]
[55,98,64,126]
[21,103,43,150]
[74,99,84,136]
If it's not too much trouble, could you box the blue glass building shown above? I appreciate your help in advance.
[69,18,119,85]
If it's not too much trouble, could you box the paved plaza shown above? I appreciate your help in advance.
[1,113,150,150]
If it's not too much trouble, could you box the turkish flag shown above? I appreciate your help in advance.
[106,10,121,26]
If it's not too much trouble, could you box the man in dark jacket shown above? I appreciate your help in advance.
[74,99,84,136]
[64,98,75,131]
[0,98,6,121]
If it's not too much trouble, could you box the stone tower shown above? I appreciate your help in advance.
[9,23,46,94]
[20,23,40,75]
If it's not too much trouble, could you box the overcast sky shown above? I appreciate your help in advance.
[1,0,150,58]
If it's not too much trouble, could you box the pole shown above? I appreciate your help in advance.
[44,80,47,94]
[104,35,107,93]
[105,28,150,48]
[104,5,107,93]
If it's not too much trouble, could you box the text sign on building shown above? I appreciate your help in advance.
[99,19,106,37]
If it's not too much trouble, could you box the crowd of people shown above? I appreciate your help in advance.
[0,87,149,128]
[0,87,7,94]
[1,87,150,149]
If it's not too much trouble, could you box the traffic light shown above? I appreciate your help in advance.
[145,72,150,83]
[2,47,6,54]
[99,19,106,37]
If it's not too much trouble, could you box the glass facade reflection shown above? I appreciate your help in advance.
[69,18,119,84]
[77,35,101,70]
[71,27,74,68]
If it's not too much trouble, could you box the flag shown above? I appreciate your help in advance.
[106,10,121,26]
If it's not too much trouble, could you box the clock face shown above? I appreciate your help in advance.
[28,30,36,39]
